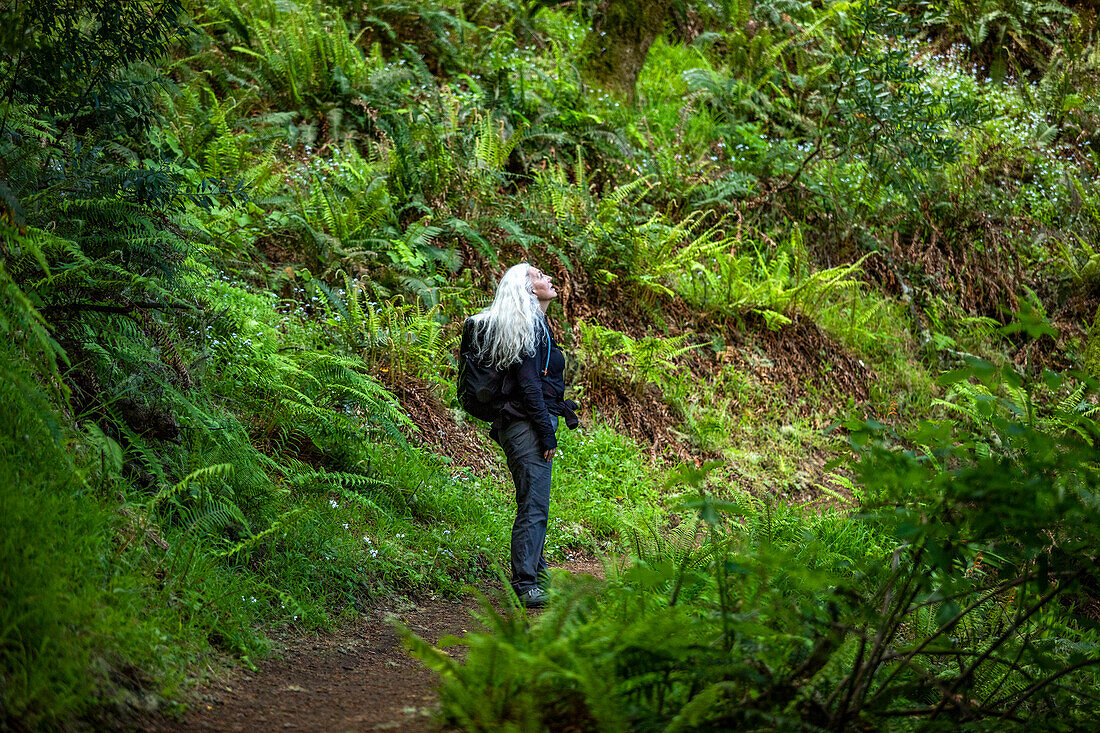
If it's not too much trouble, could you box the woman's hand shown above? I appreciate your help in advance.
[543,448,555,461]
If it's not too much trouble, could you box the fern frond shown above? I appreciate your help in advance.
[217,508,306,559]
[290,470,388,492]
[150,463,234,509]
[180,495,251,541]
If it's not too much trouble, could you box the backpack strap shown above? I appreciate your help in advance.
[538,318,551,376]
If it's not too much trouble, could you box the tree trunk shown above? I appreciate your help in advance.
[584,0,672,105]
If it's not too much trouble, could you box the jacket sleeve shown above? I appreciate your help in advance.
[515,352,558,451]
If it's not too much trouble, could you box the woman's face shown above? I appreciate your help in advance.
[528,266,557,303]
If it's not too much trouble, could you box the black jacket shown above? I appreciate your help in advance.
[494,316,578,451]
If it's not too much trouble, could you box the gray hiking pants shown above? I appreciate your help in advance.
[499,416,558,595]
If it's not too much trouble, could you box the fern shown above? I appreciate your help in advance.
[782,252,872,318]
[0,228,68,385]
[474,114,527,173]
[577,321,701,393]
[625,515,714,576]
[1053,234,1100,286]
[178,494,252,543]
[628,210,731,301]
[289,469,388,492]
[935,372,1100,454]
[149,463,234,509]
[316,281,457,389]
[217,508,306,559]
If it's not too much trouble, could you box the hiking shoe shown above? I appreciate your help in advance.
[518,588,549,608]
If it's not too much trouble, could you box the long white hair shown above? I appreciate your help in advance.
[469,263,542,368]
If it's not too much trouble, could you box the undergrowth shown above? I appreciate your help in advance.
[409,356,1100,731]
[4,0,1100,726]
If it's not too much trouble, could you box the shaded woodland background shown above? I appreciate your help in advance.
[3,0,1100,729]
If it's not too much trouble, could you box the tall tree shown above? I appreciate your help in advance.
[583,0,672,104]
[0,0,193,433]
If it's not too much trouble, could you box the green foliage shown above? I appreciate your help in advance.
[6,0,1100,724]
[0,0,185,131]
[549,425,657,549]
[0,226,68,386]
[2,2,491,722]
[667,225,883,341]
[198,0,397,114]
[474,113,528,173]
[917,0,1074,79]
[413,356,1100,729]
[679,1,837,137]
[0,338,272,727]
[933,360,1100,450]
[576,321,700,396]
[306,274,460,385]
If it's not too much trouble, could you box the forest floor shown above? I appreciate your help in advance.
[140,556,604,733]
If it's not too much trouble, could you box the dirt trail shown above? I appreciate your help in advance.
[143,558,604,733]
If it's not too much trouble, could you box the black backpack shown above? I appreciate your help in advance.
[457,319,505,422]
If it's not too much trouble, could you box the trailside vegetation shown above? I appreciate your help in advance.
[2,0,1099,728]
[411,353,1100,730]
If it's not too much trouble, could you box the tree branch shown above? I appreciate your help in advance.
[930,568,1086,719]
[998,658,1100,718]
[867,571,1035,708]
[768,21,872,200]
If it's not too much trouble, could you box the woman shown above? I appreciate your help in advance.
[467,263,578,608]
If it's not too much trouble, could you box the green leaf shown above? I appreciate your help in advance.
[928,541,955,571]
[664,460,723,490]
[963,356,996,385]
[1042,369,1064,392]
[1062,94,1083,112]
[910,421,952,446]
[935,600,961,629]
[1000,303,1058,341]
[677,494,742,524]
[936,368,971,387]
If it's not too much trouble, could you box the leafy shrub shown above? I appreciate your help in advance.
[411,354,1100,731]
[575,321,700,395]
